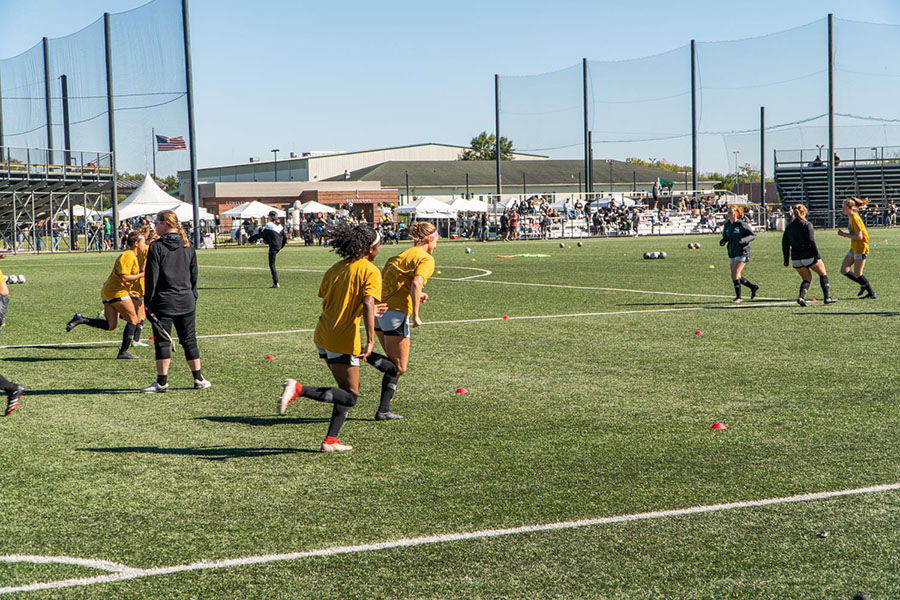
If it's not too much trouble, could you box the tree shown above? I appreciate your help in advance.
[459,131,514,161]
[625,157,692,173]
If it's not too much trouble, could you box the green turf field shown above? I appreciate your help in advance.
[1,229,899,599]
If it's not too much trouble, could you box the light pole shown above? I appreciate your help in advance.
[732,151,740,194]
[816,144,825,163]
[607,160,613,193]
[405,171,410,204]
[271,148,280,181]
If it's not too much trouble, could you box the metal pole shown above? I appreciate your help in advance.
[690,40,698,193]
[0,67,4,160]
[465,173,469,199]
[522,171,526,195]
[583,58,590,199]
[152,127,157,179]
[827,13,835,227]
[588,131,594,194]
[494,73,501,197]
[633,170,636,192]
[61,75,72,169]
[182,0,201,246]
[104,14,119,248]
[608,160,613,193]
[405,171,409,203]
[42,38,53,167]
[760,106,766,214]
[271,148,279,180]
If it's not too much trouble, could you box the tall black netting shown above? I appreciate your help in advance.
[0,42,48,158]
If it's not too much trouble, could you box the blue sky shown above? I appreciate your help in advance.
[1,0,899,174]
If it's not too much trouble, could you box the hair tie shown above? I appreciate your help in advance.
[370,231,381,247]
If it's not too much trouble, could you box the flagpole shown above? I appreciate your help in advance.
[152,127,156,180]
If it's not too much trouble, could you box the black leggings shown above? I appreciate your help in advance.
[150,311,200,361]
[268,247,280,284]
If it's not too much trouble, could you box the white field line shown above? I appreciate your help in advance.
[3,480,900,595]
[0,555,137,574]
[0,302,788,350]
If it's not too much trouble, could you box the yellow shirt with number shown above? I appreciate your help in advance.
[313,257,381,355]
[849,212,869,255]
[381,245,435,315]
[100,250,139,301]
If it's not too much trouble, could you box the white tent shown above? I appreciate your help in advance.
[220,200,285,219]
[103,172,185,221]
[395,196,457,219]
[297,200,336,214]
[448,198,490,213]
[170,202,215,222]
[590,194,636,208]
[60,205,100,221]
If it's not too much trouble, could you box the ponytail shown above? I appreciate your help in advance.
[155,210,190,247]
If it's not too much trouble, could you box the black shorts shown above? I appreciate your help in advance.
[102,296,127,305]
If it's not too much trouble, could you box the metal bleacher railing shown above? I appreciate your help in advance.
[0,146,114,184]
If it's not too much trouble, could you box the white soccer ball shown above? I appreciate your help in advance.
[659,252,667,259]
[643,252,651,259]
[559,242,566,248]
[465,247,472,254]
[8,275,19,284]
[17,275,25,283]
[577,242,583,247]
[649,252,659,259]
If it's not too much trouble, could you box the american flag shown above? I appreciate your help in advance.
[156,135,186,151]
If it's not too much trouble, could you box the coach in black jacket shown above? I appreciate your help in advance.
[140,209,211,394]
[248,210,288,288]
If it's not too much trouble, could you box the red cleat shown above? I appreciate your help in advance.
[279,378,300,415]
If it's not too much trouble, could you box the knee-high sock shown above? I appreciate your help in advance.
[843,272,862,284]
[119,323,136,354]
[133,321,144,342]
[0,373,18,394]
[799,279,811,299]
[739,276,755,289]
[379,373,400,414]
[84,318,110,330]
[732,279,742,299]
[819,275,831,298]
[299,385,358,407]
[858,274,873,292]
[366,352,399,377]
[327,403,350,438]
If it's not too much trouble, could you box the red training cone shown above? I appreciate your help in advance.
[456,387,469,394]
[694,331,703,336]
[711,422,727,430]
[265,355,275,360]
[808,298,817,302]
[148,336,154,340]
[502,315,510,320]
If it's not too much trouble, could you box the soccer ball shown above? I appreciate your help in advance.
[577,242,583,247]
[643,252,651,259]
[695,243,701,249]
[17,275,25,283]
[8,275,19,284]
[659,252,667,259]
[650,252,660,259]
[465,247,472,254]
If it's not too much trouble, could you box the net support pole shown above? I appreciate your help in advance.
[104,13,119,249]
[61,75,72,169]
[183,0,201,247]
[0,68,4,159]
[760,106,766,218]
[494,73,501,197]
[827,13,835,227]
[690,40,698,194]
[42,38,53,167]
[583,58,590,196]
[588,131,594,194]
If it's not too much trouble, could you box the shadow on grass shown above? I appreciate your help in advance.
[78,445,317,460]
[794,311,900,317]
[195,415,364,426]
[2,356,111,362]
[2,344,116,350]
[25,387,136,395]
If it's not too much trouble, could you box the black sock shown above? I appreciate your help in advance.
[819,275,830,298]
[843,272,861,284]
[133,321,144,342]
[85,318,110,330]
[858,275,873,293]
[157,374,168,386]
[0,374,18,395]
[327,403,350,438]
[378,373,400,414]
[119,323,136,354]
[739,277,755,289]
[732,279,742,298]
[366,352,399,377]
[299,385,357,406]
[191,369,203,381]
[799,280,810,298]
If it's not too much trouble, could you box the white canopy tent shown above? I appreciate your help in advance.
[61,204,100,221]
[395,196,457,219]
[102,172,188,221]
[590,194,636,209]
[448,198,490,213]
[297,200,336,214]
[170,202,215,222]
[220,200,285,219]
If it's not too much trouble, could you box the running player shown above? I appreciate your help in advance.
[838,197,876,299]
[782,204,836,306]
[0,263,24,416]
[365,221,437,420]
[278,223,381,452]
[719,204,759,303]
[66,230,146,359]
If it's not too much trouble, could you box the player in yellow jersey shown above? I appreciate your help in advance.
[278,223,382,452]
[364,221,437,420]
[838,197,876,299]
[128,226,157,348]
[66,230,147,358]
[0,263,25,416]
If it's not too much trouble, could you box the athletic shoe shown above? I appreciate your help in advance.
[375,411,404,421]
[279,378,299,415]
[750,284,759,300]
[131,340,149,348]
[797,297,807,307]
[862,291,877,299]
[4,385,24,416]
[824,297,837,305]
[270,283,281,288]
[321,436,353,452]
[66,313,86,332]
[116,351,138,359]
[731,298,742,304]
[140,381,169,394]
[193,378,212,390]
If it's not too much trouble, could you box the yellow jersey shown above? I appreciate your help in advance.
[100,250,139,301]
[133,245,149,297]
[381,245,435,315]
[849,212,869,255]
[313,258,381,355]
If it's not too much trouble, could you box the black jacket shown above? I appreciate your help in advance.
[248,225,286,251]
[145,232,198,316]
[782,218,820,264]
[720,220,756,259]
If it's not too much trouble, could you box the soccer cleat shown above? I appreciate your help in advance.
[116,351,138,359]
[750,285,759,300]
[321,436,353,452]
[797,297,807,307]
[279,378,299,415]
[862,291,877,299]
[731,297,742,304]
[375,411,404,421]
[131,340,149,348]
[4,385,24,416]
[66,313,85,332]
[270,283,281,288]
[193,378,212,390]
[824,297,837,305]
[140,381,169,394]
